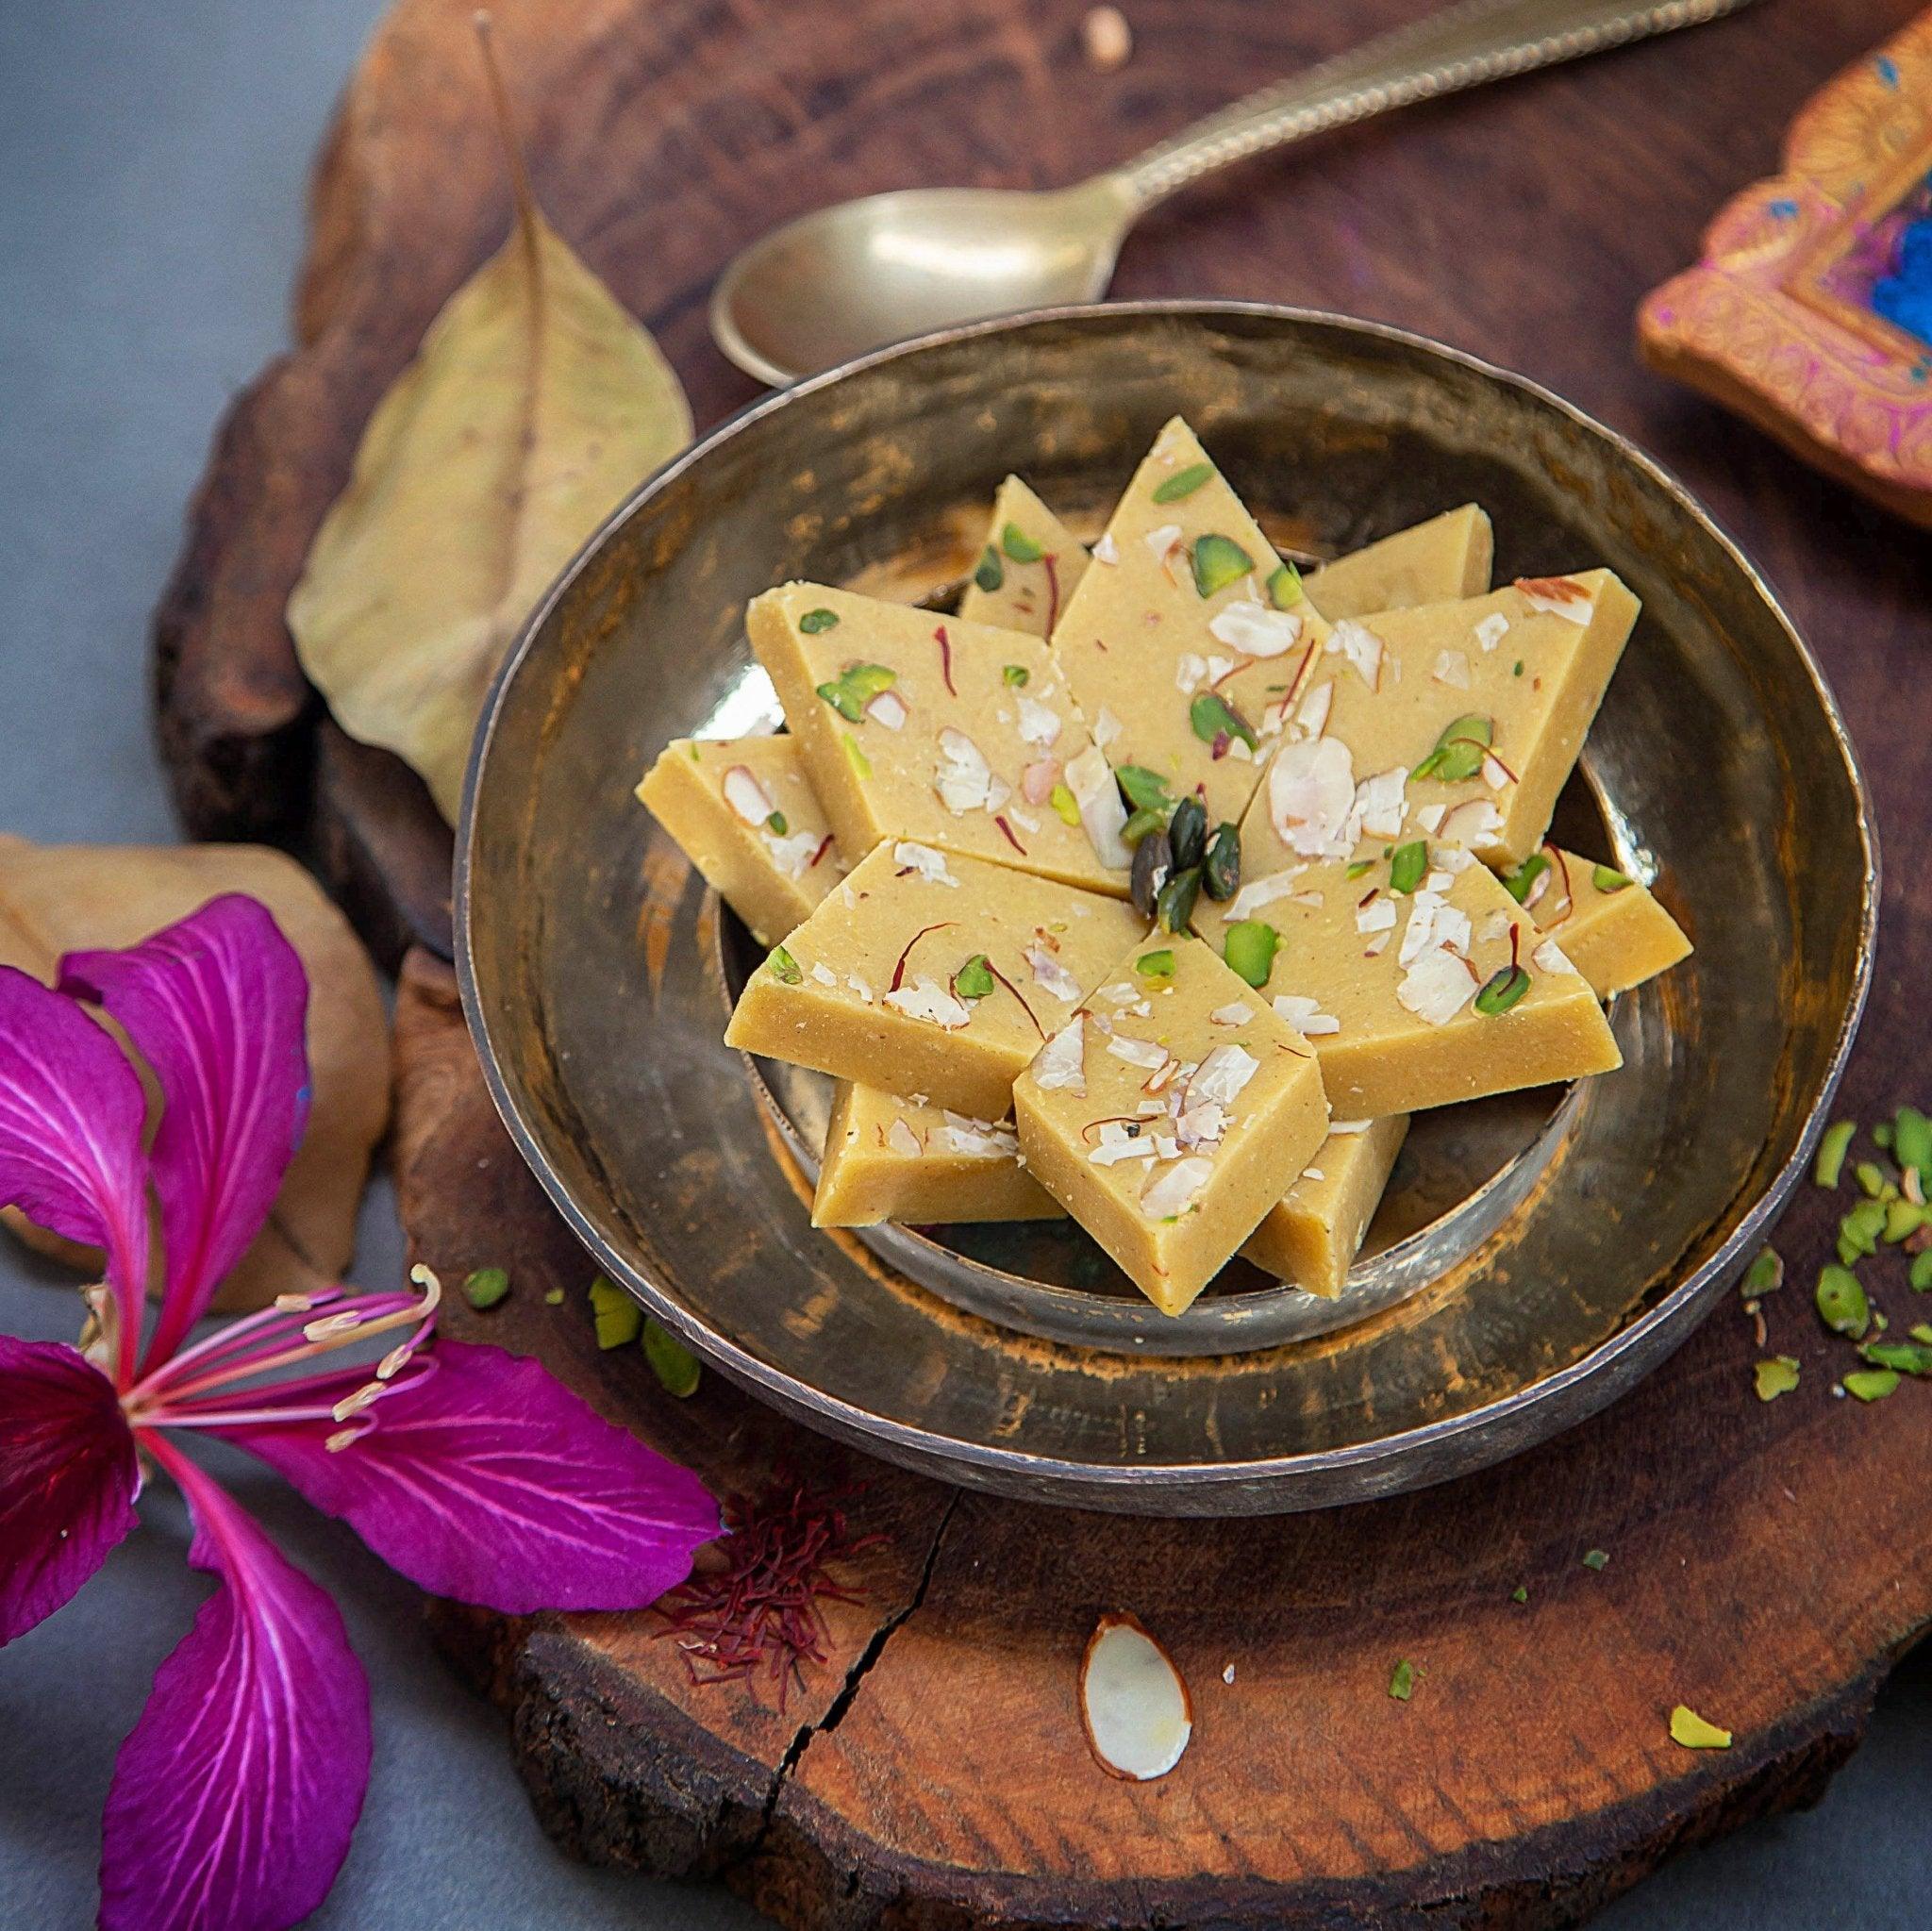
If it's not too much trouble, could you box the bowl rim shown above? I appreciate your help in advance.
[455,298,1879,1502]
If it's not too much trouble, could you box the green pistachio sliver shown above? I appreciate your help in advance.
[1135,948,1176,980]
[841,731,873,780]
[1390,840,1429,895]
[1502,853,1550,905]
[1223,919,1279,990]
[1191,533,1253,599]
[1116,765,1174,812]
[1512,660,1524,676]
[1388,1658,1417,1702]
[1843,1368,1900,1403]
[1266,560,1304,609]
[1510,1585,1529,1604]
[1755,1356,1800,1401]
[589,1273,642,1350]
[462,1267,510,1311]
[1855,1160,1891,1199]
[1122,807,1169,848]
[1411,712,1494,783]
[766,943,803,984]
[974,546,1005,592]
[1875,1123,1894,1149]
[766,809,789,835]
[1000,521,1044,563]
[815,660,897,722]
[1743,1247,1784,1296]
[1049,782,1081,827]
[1155,866,1202,934]
[1002,663,1029,687]
[1894,1106,1932,1176]
[1582,1548,1609,1572]
[543,1286,565,1306]
[1816,1262,1870,1338]
[1913,1252,1932,1292]
[1840,1198,1887,1260]
[1346,859,1374,880]
[798,607,840,633]
[1886,1200,1926,1242]
[1910,1323,1932,1344]
[1474,964,1531,1016]
[1201,824,1241,902]
[1189,691,1257,752]
[1814,1119,1857,1188]
[642,1317,702,1397]
[1152,460,1213,504]
[1670,1706,1732,1750]
[1859,1340,1932,1375]
[1591,864,1633,893]
[954,954,996,1000]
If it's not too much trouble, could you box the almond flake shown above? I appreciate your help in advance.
[1268,736,1357,857]
[809,962,837,987]
[764,828,820,876]
[935,1112,1020,1157]
[721,764,776,825]
[1033,1016,1087,1095]
[1413,803,1446,833]
[1272,993,1340,1036]
[1141,1157,1213,1219]
[1430,842,1478,873]
[1091,531,1119,565]
[1302,1167,1324,1181]
[866,689,908,729]
[886,1118,923,1157]
[1431,649,1472,689]
[1078,1612,1193,1782]
[1363,930,1391,957]
[1174,652,1208,695]
[1481,752,1514,791]
[1092,706,1124,752]
[1189,1043,1259,1107]
[1516,574,1594,623]
[1354,766,1408,841]
[884,974,972,1029]
[1208,601,1302,658]
[893,841,958,887]
[1437,799,1503,846]
[1143,522,1183,561]
[1357,898,1397,935]
[1329,1119,1371,1134]
[1476,910,1512,945]
[1331,619,1384,691]
[1016,696,1062,747]
[1091,1125,1157,1167]
[1474,612,1510,653]
[1294,678,1333,740]
[935,728,995,814]
[846,973,875,1003]
[1225,868,1307,920]
[1108,1033,1170,1070]
[1065,743,1131,871]
[1397,949,1477,1025]
[1532,938,1579,975]
[1024,942,1084,1003]
[1209,1000,1254,1025]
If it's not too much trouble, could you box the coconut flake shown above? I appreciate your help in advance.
[935,729,995,814]
[885,1118,923,1158]
[1331,619,1384,691]
[1143,523,1183,561]
[1014,695,1062,748]
[1515,574,1594,623]
[1533,938,1580,975]
[883,974,973,1029]
[1141,1157,1214,1220]
[1272,993,1340,1036]
[1354,766,1408,841]
[1189,1043,1259,1107]
[1024,942,1084,1004]
[721,765,776,825]
[892,841,958,887]
[1090,1124,1157,1168]
[1432,649,1472,689]
[1225,867,1307,920]
[1108,1034,1171,1070]
[1268,736,1357,857]
[1208,601,1303,658]
[1209,1000,1254,1026]
[1397,949,1477,1025]
[1174,1100,1228,1148]
[1437,799,1503,846]
[1474,612,1510,653]
[1032,1016,1087,1095]
[1065,744,1131,871]
[934,1112,1020,1157]
[1079,1613,1193,1781]
[866,689,908,730]
[1091,531,1119,565]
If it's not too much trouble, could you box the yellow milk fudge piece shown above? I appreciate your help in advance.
[724,841,1142,1118]
[1191,822,1621,1118]
[1013,936,1329,1316]
[1306,505,1493,619]
[812,1083,1061,1226]
[749,581,1129,895]
[957,475,1090,637]
[1241,1113,1409,1296]
[1049,417,1332,824]
[1272,573,1639,867]
[1500,847,1692,998]
[636,735,843,947]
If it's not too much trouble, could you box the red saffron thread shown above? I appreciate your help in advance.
[651,1478,889,1709]
[993,813,1026,856]
[1042,552,1061,635]
[982,957,1045,1040]
[807,833,835,870]
[890,921,957,992]
[934,624,958,696]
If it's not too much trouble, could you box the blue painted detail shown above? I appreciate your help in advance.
[1875,54,1900,88]
[1768,197,1799,220]
[1873,217,1932,348]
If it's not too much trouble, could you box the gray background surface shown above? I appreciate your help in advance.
[0,3,1925,1926]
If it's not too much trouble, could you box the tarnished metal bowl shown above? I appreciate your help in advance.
[458,303,1874,1514]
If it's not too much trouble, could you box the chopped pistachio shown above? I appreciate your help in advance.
[1191,533,1253,598]
[1511,1585,1529,1605]
[1855,1160,1892,1200]
[974,546,1004,592]
[1502,853,1550,904]
[1474,964,1531,1016]
[1122,806,1167,849]
[1155,866,1201,934]
[1910,1323,1932,1345]
[1815,1262,1870,1338]
[1151,460,1213,504]
[543,1287,565,1307]
[1755,1356,1800,1401]
[798,608,840,634]
[642,1317,702,1397]
[1743,1247,1784,1296]
[841,731,873,780]
[1669,1706,1732,1750]
[1224,919,1280,990]
[1411,712,1493,782]
[766,809,789,835]
[1002,662,1029,687]
[1914,1252,1932,1292]
[1815,1119,1857,1189]
[1875,1123,1895,1150]
[1895,1106,1932,1176]
[1591,864,1633,893]
[1000,521,1044,563]
[814,661,896,722]
[1843,1368,1900,1403]
[1116,764,1174,812]
[1582,1549,1609,1572]
[1840,1199,1887,1261]
[462,1266,510,1310]
[954,954,996,1000]
[1049,782,1081,827]
[589,1273,643,1350]
[1135,948,1176,980]
[1345,858,1374,880]
[1201,823,1241,902]
[1885,1200,1927,1243]
[1189,690,1257,752]
[1388,1658,1417,1702]
[1390,840,1429,895]
[1512,659,1524,676]
[1267,560,1304,608]
[767,943,803,984]
[1859,1340,1932,1375]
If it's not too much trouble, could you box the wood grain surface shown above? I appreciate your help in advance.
[159,0,1932,1923]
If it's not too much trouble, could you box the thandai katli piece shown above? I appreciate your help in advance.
[957,474,1090,638]
[724,841,1142,1118]
[1305,504,1493,620]
[1241,1112,1410,1297]
[1503,846,1693,998]
[1013,935,1329,1316]
[749,581,1128,894]
[636,735,843,948]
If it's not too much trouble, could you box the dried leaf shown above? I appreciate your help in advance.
[0,838,390,1312]
[287,21,691,823]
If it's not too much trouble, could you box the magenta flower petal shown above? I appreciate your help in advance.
[100,1438,370,1931]
[231,1340,721,1612]
[0,1338,141,1643]
[61,895,310,1373]
[0,968,151,1383]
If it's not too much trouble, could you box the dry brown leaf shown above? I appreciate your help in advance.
[286,20,692,823]
[0,837,391,1313]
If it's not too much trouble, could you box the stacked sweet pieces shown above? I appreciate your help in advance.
[638,419,1693,1318]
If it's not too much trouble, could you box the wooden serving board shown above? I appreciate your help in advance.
[158,0,1932,1923]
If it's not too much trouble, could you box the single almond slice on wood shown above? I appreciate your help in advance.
[1079,1611,1193,1781]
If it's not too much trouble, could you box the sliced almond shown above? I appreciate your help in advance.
[721,764,776,825]
[1079,1612,1193,1781]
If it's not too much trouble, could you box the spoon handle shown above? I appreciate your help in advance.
[1114,0,1756,210]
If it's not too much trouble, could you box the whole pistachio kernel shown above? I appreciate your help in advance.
[1592,863,1634,893]
[1814,1119,1857,1188]
[1002,663,1029,687]
[1503,853,1550,904]
[1816,1262,1870,1338]
[1155,866,1202,934]
[1474,964,1531,1016]
[954,954,996,1000]
[642,1317,702,1397]
[1189,691,1257,752]
[1130,827,1173,919]
[766,943,803,984]
[974,546,1005,592]
[1151,460,1212,504]
[1191,533,1253,599]
[1168,796,1208,872]
[462,1267,510,1310]
[1000,521,1044,563]
[1411,712,1494,782]
[1223,919,1279,990]
[1201,823,1241,902]
[1266,560,1303,608]
[1389,840,1429,895]
[1755,1356,1800,1401]
[1135,947,1176,980]
[798,607,839,633]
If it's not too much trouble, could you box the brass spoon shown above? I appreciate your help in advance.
[711,0,1755,386]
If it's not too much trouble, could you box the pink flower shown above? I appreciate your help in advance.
[0,896,720,1931]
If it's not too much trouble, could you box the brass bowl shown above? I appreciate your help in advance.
[458,303,1875,1515]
